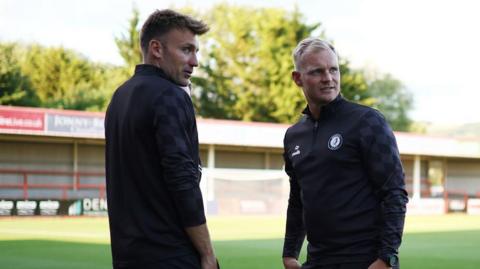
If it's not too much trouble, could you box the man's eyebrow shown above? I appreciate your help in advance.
[182,42,199,51]
[306,67,324,73]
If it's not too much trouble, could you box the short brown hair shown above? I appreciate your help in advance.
[140,9,209,55]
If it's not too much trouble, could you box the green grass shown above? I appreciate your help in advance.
[1,215,480,269]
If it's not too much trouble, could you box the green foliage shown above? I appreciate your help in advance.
[367,73,413,131]
[18,44,109,111]
[0,8,139,112]
[0,43,38,106]
[189,4,319,123]
[114,6,142,79]
[187,4,408,125]
[97,65,129,110]
[0,4,414,127]
[339,59,373,106]
[0,41,125,111]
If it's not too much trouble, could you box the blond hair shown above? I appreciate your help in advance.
[293,37,337,70]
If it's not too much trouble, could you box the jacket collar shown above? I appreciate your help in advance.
[134,64,173,82]
[302,94,345,119]
[134,64,195,97]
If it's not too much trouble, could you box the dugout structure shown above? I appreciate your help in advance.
[1,105,480,216]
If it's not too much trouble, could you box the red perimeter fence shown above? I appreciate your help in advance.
[0,169,105,200]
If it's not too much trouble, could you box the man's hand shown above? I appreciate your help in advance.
[185,224,217,269]
[368,258,391,269]
[200,255,218,269]
[283,257,301,269]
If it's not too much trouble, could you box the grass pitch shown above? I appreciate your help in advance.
[1,215,480,269]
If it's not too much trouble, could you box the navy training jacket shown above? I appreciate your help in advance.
[105,64,205,267]
[282,95,408,265]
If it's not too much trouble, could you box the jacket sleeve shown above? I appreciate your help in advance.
[282,139,306,259]
[358,110,409,258]
[153,89,206,228]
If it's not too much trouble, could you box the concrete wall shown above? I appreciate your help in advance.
[446,159,480,196]
[0,138,104,199]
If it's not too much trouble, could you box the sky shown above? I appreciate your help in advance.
[1,0,480,125]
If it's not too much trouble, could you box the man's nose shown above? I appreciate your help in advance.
[321,71,332,82]
[189,54,198,67]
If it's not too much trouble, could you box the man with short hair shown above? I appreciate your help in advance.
[105,9,217,269]
[282,37,408,269]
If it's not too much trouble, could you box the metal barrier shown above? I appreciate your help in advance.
[443,190,470,213]
[0,169,105,200]
[405,176,432,197]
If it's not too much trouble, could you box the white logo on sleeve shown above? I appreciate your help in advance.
[328,134,343,150]
[292,145,301,157]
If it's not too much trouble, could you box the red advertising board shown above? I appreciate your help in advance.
[0,109,45,131]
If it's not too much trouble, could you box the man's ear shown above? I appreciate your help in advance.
[292,71,303,87]
[150,39,163,59]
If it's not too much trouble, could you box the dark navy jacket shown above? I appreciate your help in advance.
[282,95,408,265]
[105,64,205,267]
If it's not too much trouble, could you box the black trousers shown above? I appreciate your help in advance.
[302,260,400,269]
[114,254,201,269]
[114,255,220,269]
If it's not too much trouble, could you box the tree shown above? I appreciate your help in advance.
[116,5,413,126]
[367,73,413,131]
[96,65,129,110]
[339,59,374,107]
[115,6,142,78]
[187,4,320,122]
[189,4,382,123]
[0,43,39,106]
[19,44,106,110]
